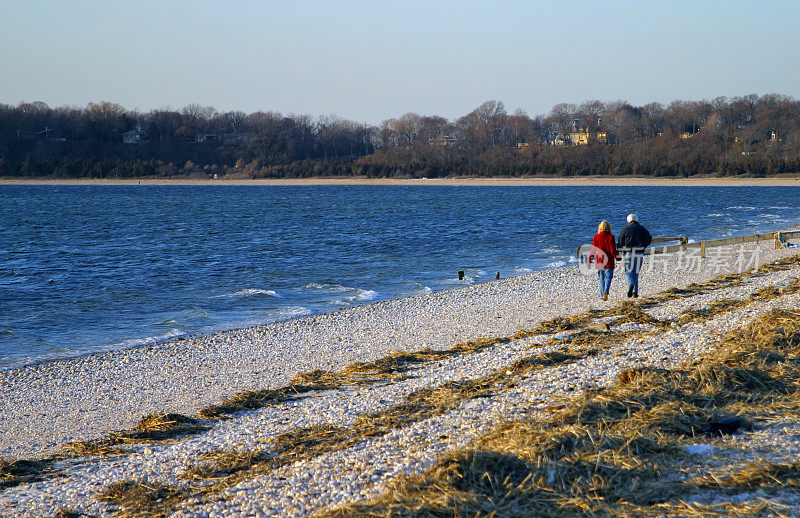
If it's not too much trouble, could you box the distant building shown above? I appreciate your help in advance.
[516,142,530,151]
[679,131,693,139]
[567,127,590,146]
[16,127,54,140]
[195,133,217,143]
[196,133,251,143]
[219,133,251,142]
[431,135,457,147]
[122,130,147,145]
[550,125,608,147]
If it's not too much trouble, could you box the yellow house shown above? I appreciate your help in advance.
[567,128,590,145]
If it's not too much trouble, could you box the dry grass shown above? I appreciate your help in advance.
[269,345,598,469]
[63,413,209,456]
[182,449,270,480]
[673,298,747,326]
[691,462,800,489]
[323,307,800,517]
[97,480,187,518]
[0,457,57,489]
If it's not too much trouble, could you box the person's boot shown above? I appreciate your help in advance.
[627,284,634,298]
[603,291,609,301]
[633,291,638,298]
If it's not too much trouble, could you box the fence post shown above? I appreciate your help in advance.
[700,240,706,259]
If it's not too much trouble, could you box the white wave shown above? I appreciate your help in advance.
[545,260,567,268]
[707,213,726,217]
[726,205,757,210]
[511,266,533,274]
[353,290,378,302]
[114,328,186,349]
[214,288,280,299]
[302,283,351,293]
[405,283,433,296]
[269,306,312,320]
[302,283,378,304]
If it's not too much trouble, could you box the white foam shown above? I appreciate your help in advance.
[303,283,378,304]
[356,290,378,301]
[441,277,476,285]
[115,328,186,349]
[269,306,312,320]
[302,283,350,293]
[214,289,280,299]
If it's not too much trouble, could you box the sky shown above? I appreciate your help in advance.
[2,0,799,124]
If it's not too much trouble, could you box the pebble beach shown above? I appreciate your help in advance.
[3,233,800,516]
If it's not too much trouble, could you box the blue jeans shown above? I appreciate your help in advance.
[597,269,613,296]
[624,253,644,294]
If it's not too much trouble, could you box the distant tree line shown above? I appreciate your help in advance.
[1,94,799,178]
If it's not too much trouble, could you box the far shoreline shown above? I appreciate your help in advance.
[2,175,800,187]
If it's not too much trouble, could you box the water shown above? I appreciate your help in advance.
[1,185,799,370]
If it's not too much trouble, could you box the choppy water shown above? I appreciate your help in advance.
[1,185,799,369]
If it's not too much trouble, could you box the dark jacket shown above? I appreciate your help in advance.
[591,230,618,269]
[618,221,652,253]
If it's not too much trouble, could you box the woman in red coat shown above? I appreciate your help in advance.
[592,220,618,300]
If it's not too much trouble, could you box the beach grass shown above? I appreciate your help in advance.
[321,308,800,516]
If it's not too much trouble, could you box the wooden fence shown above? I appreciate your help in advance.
[577,230,799,260]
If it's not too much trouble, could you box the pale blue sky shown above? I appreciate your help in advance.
[2,0,798,123]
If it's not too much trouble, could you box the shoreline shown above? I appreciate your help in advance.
[1,221,798,375]
[3,175,800,186]
[2,232,799,458]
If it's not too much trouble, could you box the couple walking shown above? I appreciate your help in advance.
[592,214,652,300]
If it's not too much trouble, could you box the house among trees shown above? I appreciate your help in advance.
[195,133,251,143]
[431,135,457,147]
[16,127,54,140]
[551,126,609,146]
[122,130,147,144]
[567,127,590,145]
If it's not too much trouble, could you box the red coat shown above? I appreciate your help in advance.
[592,230,617,269]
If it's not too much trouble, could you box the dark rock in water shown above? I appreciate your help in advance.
[708,416,742,436]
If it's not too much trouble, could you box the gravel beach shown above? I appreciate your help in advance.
[2,233,800,516]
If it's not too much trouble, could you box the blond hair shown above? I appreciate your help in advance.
[598,220,611,233]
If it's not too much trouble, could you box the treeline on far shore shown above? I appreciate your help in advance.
[2,94,800,179]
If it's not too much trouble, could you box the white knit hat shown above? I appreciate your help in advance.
[627,213,638,223]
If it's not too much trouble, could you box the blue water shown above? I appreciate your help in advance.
[1,185,799,370]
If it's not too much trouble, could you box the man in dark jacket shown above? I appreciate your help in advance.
[618,213,652,298]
